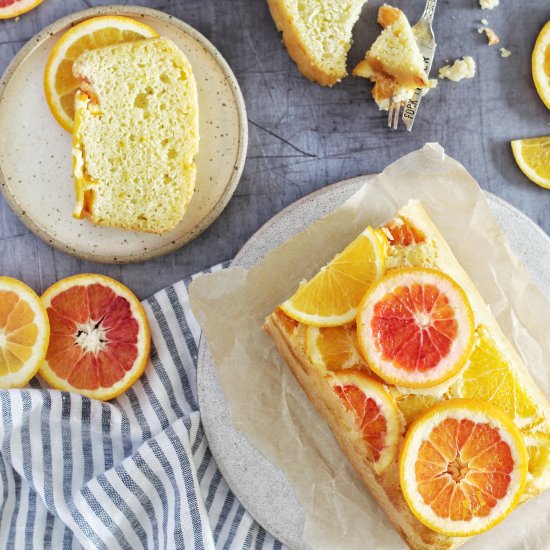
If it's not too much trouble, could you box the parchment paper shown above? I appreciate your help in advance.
[189,144,550,549]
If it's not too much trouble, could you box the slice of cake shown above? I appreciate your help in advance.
[72,37,199,234]
[268,0,367,86]
[264,201,550,550]
[353,4,431,110]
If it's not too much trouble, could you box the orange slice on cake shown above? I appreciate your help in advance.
[280,226,386,327]
[400,399,528,536]
[40,274,150,400]
[44,15,158,132]
[0,277,50,388]
[327,370,402,474]
[357,267,474,388]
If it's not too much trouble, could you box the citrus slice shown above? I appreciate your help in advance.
[305,324,369,372]
[532,20,550,110]
[0,277,50,388]
[280,226,385,327]
[400,398,528,536]
[453,325,548,431]
[395,393,441,425]
[0,0,43,19]
[524,432,550,494]
[511,136,550,190]
[327,370,402,474]
[381,216,426,246]
[40,274,150,400]
[44,15,158,132]
[357,268,475,388]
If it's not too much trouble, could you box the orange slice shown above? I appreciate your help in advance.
[381,216,426,246]
[533,20,550,110]
[305,324,369,372]
[327,370,402,474]
[524,432,550,495]
[511,136,550,190]
[0,277,50,388]
[280,226,385,327]
[357,267,474,388]
[44,15,158,132]
[0,0,43,19]
[400,399,528,536]
[40,274,150,400]
[453,325,549,431]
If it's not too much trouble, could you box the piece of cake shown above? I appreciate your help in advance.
[267,0,367,86]
[353,4,431,110]
[72,37,199,233]
[264,201,550,550]
[438,56,476,81]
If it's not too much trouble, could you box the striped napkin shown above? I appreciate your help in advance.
[0,265,285,550]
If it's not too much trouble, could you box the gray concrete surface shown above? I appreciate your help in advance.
[1,0,549,299]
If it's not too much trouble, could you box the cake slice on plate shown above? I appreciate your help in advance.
[72,37,199,234]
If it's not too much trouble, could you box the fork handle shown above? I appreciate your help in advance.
[421,0,438,24]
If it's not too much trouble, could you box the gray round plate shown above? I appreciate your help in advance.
[0,5,247,263]
[197,177,550,549]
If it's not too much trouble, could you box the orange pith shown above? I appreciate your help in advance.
[40,274,150,400]
[373,282,457,372]
[336,383,387,461]
[416,417,514,520]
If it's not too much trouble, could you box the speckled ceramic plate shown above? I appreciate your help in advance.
[0,5,247,263]
[197,178,550,550]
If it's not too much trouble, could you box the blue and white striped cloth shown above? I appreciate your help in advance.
[0,265,285,550]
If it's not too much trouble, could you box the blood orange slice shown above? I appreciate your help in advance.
[0,0,44,19]
[357,267,474,388]
[327,370,402,474]
[40,274,150,400]
[400,399,527,536]
[382,216,426,246]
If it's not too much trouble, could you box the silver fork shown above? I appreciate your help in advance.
[401,0,438,131]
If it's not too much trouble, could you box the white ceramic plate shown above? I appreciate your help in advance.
[0,5,247,263]
[197,177,550,550]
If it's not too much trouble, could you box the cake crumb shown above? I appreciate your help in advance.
[500,48,512,58]
[14,16,20,22]
[479,0,499,9]
[439,57,476,81]
[480,18,489,25]
[483,28,500,45]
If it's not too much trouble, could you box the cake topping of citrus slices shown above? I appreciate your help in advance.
[400,399,528,536]
[327,370,401,474]
[357,267,474,388]
[44,15,158,132]
[305,324,369,373]
[452,325,549,431]
[280,226,385,327]
[0,277,50,389]
[40,274,150,401]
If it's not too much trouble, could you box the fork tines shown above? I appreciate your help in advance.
[388,99,404,130]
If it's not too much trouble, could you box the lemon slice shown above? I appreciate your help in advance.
[533,20,550,110]
[44,15,158,132]
[0,276,50,388]
[511,136,550,190]
[280,226,385,326]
